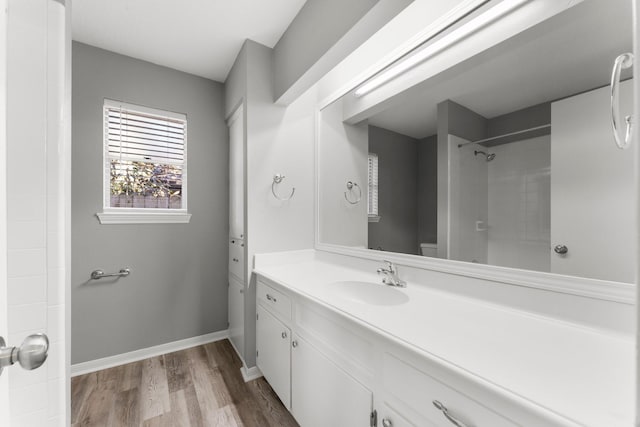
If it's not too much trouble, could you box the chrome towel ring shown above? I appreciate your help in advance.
[344,181,362,204]
[611,52,634,149]
[272,174,295,201]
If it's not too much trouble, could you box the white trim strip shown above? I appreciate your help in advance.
[70,330,229,377]
[241,366,263,382]
[316,244,635,305]
[96,210,191,224]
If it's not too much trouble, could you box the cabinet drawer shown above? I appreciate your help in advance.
[382,353,517,427]
[229,238,244,280]
[257,280,291,321]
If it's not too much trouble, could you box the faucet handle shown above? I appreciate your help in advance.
[382,260,396,272]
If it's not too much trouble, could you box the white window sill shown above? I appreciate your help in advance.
[97,209,192,224]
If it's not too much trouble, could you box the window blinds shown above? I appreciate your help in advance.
[105,101,186,165]
[368,153,378,216]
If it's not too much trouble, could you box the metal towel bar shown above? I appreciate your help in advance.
[90,268,130,280]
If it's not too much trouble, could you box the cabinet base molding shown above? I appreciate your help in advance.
[241,365,263,382]
[71,329,229,377]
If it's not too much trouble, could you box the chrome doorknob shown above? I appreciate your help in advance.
[0,333,49,375]
[554,244,568,254]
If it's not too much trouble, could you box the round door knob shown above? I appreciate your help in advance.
[382,418,393,427]
[281,331,287,339]
[554,244,568,254]
[292,340,298,348]
[0,333,49,375]
[16,333,49,370]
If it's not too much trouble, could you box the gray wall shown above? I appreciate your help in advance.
[273,0,412,103]
[273,0,377,101]
[72,42,228,364]
[418,135,437,245]
[368,126,419,255]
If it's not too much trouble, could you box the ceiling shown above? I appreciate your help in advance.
[72,0,307,82]
[367,0,632,139]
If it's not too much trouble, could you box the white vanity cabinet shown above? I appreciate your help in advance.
[256,304,291,408]
[378,352,517,427]
[252,269,592,427]
[291,333,372,427]
[256,279,373,426]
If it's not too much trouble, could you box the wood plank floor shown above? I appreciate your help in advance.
[71,339,299,427]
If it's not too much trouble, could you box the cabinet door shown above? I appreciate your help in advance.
[291,334,372,427]
[228,105,244,239]
[228,276,244,359]
[256,305,291,408]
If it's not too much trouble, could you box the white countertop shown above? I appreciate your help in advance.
[254,254,634,427]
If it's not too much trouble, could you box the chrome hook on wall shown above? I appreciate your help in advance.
[611,52,634,149]
[272,174,295,201]
[344,181,362,204]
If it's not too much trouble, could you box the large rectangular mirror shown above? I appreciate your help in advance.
[318,0,635,284]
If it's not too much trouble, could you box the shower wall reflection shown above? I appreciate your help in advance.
[449,134,551,271]
[369,99,552,274]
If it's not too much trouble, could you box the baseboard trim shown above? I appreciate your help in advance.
[71,330,229,377]
[241,365,263,382]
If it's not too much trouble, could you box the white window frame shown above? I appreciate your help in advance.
[97,99,191,224]
[368,153,380,222]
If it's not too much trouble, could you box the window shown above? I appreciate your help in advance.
[368,153,380,222]
[97,99,191,224]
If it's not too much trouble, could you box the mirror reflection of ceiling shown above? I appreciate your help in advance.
[367,0,632,139]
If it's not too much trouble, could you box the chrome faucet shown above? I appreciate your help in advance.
[377,260,406,287]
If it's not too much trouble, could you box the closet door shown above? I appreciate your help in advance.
[550,80,634,282]
[228,105,244,240]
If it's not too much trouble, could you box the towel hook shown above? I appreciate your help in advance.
[344,181,362,204]
[611,52,634,149]
[272,174,295,201]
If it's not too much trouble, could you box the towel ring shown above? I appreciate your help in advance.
[611,52,634,149]
[272,174,295,201]
[344,181,362,204]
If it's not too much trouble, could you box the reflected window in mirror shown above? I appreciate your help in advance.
[367,153,379,222]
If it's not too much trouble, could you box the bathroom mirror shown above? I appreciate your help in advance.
[317,0,636,285]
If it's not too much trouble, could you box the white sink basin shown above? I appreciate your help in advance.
[328,281,409,306]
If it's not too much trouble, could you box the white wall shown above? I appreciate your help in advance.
[225,40,317,368]
[487,136,550,272]
[3,0,69,425]
[317,100,368,247]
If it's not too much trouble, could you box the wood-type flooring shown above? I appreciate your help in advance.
[71,339,299,426]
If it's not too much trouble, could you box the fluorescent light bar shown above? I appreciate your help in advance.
[354,0,530,97]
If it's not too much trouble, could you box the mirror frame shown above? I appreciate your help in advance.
[313,0,636,304]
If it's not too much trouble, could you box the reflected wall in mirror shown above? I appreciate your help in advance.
[318,0,635,283]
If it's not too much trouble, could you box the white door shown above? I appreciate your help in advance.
[550,80,635,283]
[228,104,244,240]
[0,0,70,425]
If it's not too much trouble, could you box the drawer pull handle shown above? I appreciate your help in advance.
[266,294,277,303]
[281,331,287,339]
[382,418,393,427]
[292,340,298,348]
[433,400,469,427]
[232,258,239,262]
